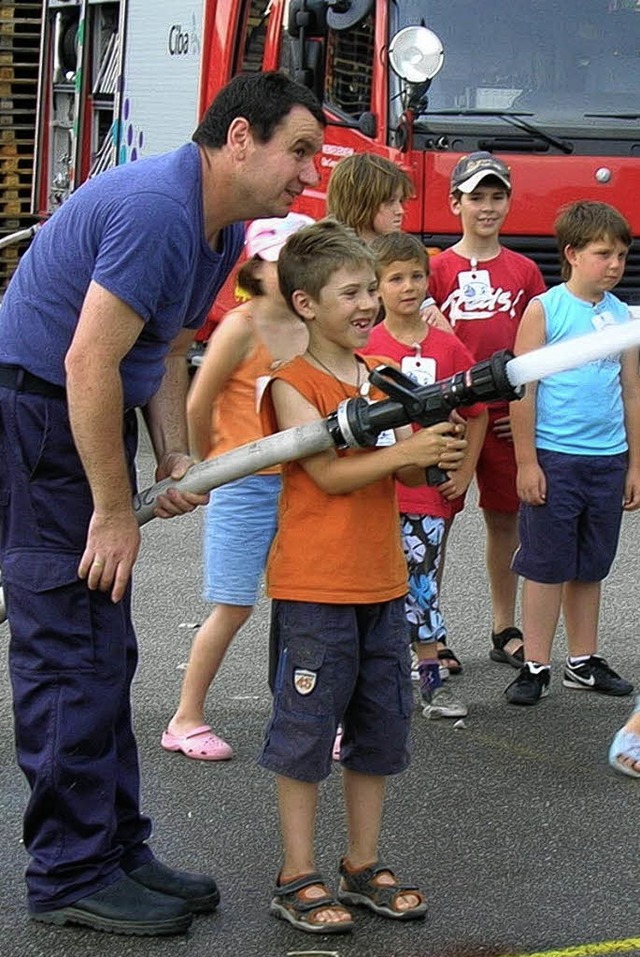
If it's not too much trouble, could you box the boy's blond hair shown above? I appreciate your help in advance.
[278,218,376,314]
[327,153,414,235]
[369,232,429,279]
[555,201,632,282]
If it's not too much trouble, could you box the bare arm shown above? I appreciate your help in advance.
[140,326,209,518]
[272,380,466,495]
[510,299,546,505]
[439,408,488,500]
[65,281,145,602]
[620,346,640,510]
[186,309,254,460]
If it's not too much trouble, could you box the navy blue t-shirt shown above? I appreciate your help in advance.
[0,143,244,408]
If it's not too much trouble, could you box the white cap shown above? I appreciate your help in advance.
[244,212,315,261]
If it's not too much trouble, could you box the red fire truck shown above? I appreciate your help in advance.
[7,0,640,321]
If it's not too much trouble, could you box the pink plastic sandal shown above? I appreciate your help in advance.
[332,728,343,761]
[161,725,233,761]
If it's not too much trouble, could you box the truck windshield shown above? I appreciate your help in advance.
[396,0,640,131]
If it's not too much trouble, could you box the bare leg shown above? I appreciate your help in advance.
[276,775,351,926]
[562,580,600,657]
[342,769,420,912]
[483,508,521,653]
[168,603,252,735]
[521,579,563,664]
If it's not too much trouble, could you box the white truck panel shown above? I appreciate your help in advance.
[119,0,207,161]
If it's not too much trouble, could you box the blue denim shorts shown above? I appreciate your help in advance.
[512,449,626,583]
[203,474,281,605]
[259,598,413,782]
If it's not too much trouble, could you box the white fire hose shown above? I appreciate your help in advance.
[2,318,640,626]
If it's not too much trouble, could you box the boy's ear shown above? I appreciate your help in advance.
[291,289,316,320]
[564,244,578,267]
[449,194,462,217]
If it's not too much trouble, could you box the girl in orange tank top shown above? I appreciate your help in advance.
[161,214,311,762]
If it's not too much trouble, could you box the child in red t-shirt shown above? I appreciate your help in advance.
[363,232,487,717]
[428,151,546,668]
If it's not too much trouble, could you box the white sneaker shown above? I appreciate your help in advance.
[422,686,468,720]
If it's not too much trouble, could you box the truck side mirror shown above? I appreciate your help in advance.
[326,0,374,33]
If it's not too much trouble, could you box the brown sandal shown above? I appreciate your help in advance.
[337,859,427,921]
[270,872,354,934]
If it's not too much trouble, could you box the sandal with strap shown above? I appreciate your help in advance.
[270,872,354,934]
[608,727,640,778]
[437,646,463,675]
[337,859,427,921]
[489,627,525,669]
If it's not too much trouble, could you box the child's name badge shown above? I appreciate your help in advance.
[457,268,491,307]
[401,355,436,387]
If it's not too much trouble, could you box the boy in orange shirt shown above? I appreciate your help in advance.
[258,219,467,935]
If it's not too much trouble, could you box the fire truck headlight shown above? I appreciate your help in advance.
[389,26,444,84]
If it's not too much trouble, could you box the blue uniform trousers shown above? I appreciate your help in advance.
[0,385,153,910]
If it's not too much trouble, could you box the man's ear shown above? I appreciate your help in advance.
[291,289,315,320]
[227,117,252,159]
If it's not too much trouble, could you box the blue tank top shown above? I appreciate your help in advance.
[535,283,629,455]
[0,143,244,409]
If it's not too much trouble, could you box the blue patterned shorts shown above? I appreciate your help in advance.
[401,513,446,644]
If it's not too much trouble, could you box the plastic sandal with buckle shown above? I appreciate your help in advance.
[608,694,640,778]
[270,872,354,934]
[337,859,427,921]
[489,627,525,669]
[437,645,463,675]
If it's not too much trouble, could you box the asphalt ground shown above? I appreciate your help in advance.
[0,428,639,957]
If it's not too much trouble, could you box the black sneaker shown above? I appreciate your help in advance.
[563,655,633,696]
[505,663,550,705]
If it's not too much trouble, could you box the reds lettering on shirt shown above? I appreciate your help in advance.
[442,279,526,323]
[429,247,546,361]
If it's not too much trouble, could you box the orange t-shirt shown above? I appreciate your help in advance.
[208,338,279,474]
[262,355,408,604]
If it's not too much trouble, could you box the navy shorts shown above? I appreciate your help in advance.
[512,449,627,584]
[259,598,413,783]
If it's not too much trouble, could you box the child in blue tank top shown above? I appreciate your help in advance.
[505,201,640,706]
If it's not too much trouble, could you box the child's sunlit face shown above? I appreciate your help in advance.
[304,264,379,350]
[377,257,428,320]
[450,184,510,239]
[372,189,406,236]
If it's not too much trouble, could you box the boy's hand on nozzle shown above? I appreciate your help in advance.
[516,462,547,506]
[402,421,467,471]
[492,414,513,442]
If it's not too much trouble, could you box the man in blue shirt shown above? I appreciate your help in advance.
[0,71,324,937]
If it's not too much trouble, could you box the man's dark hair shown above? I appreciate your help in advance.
[193,71,325,148]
